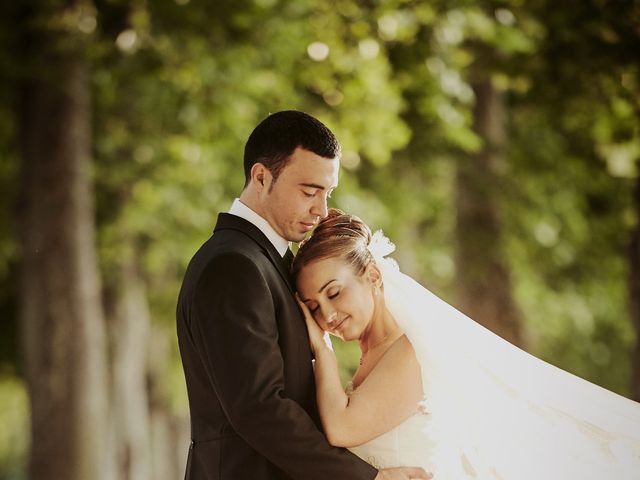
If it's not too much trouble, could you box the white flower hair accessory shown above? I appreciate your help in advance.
[367,230,396,263]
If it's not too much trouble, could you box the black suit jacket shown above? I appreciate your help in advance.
[176,213,378,480]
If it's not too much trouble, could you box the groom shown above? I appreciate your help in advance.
[177,111,430,480]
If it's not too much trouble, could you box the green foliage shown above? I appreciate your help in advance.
[0,376,27,480]
[331,337,362,387]
[0,0,638,476]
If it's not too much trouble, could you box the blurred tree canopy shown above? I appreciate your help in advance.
[0,0,638,478]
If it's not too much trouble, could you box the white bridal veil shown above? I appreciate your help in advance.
[371,231,640,480]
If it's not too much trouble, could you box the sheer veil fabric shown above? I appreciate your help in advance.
[371,232,640,480]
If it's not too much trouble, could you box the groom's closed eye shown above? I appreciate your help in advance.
[302,189,333,200]
[299,182,336,199]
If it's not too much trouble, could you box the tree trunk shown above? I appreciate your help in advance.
[630,168,640,402]
[150,403,190,480]
[109,256,152,480]
[148,331,190,480]
[104,238,189,480]
[17,2,110,479]
[454,72,524,347]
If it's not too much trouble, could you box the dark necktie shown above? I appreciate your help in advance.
[282,248,294,270]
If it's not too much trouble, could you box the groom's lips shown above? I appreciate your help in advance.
[300,222,315,231]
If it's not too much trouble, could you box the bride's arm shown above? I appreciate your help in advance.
[298,298,423,448]
[314,338,423,447]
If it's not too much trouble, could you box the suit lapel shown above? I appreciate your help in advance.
[214,213,295,293]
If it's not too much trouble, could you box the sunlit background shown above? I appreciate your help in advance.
[0,0,639,479]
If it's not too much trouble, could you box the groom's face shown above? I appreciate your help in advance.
[261,147,339,243]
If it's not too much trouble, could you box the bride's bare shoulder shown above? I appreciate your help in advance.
[366,334,421,391]
[352,334,417,388]
[384,334,419,365]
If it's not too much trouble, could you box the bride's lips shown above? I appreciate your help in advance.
[331,316,349,332]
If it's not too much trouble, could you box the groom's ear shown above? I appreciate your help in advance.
[250,163,271,192]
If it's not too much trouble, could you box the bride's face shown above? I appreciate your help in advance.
[296,257,376,341]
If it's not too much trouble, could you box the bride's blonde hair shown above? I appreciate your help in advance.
[291,208,373,280]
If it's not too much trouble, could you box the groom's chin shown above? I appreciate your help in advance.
[291,232,309,243]
[290,227,313,243]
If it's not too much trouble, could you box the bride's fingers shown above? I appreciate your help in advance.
[407,467,433,479]
[378,467,432,479]
[295,293,312,317]
[295,295,317,328]
[295,294,319,327]
[295,293,327,349]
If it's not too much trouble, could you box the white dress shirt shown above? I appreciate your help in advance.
[228,198,290,257]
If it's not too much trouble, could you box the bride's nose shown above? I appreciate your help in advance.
[322,308,338,325]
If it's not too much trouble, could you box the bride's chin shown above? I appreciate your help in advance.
[339,330,358,342]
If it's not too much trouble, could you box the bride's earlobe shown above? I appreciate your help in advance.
[366,263,382,288]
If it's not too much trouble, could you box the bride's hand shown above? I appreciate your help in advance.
[376,467,433,479]
[296,294,329,355]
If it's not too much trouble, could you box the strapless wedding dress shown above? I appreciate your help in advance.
[346,378,640,479]
[342,234,640,479]
[344,382,522,479]
[347,413,435,471]
[345,381,437,472]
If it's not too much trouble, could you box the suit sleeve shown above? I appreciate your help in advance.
[190,252,378,480]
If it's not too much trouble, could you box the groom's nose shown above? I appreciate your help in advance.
[310,194,328,218]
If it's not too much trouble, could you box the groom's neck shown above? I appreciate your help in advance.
[239,190,264,218]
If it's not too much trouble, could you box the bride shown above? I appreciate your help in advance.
[291,208,640,479]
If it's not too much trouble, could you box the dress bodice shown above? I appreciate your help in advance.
[345,382,435,471]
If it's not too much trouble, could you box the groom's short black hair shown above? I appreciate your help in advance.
[243,110,341,188]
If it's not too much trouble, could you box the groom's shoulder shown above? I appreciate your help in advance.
[190,219,268,268]
[180,232,264,296]
[181,213,276,280]
[207,212,274,258]
[197,227,259,261]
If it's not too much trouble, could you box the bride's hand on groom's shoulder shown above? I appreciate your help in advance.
[295,293,328,355]
[376,467,433,480]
